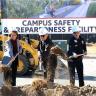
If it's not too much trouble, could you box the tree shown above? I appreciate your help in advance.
[1,0,7,18]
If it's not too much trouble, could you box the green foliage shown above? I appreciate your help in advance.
[6,0,48,18]
[5,0,65,18]
[86,3,96,17]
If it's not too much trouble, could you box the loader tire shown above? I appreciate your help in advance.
[17,55,29,76]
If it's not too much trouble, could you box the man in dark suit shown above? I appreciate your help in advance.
[68,26,87,87]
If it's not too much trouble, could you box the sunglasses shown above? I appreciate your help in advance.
[40,35,45,37]
[11,35,17,37]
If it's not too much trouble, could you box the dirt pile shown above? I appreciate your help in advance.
[0,85,24,96]
[0,79,96,96]
[55,58,69,79]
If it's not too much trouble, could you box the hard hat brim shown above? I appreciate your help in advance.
[39,33,48,35]
[73,30,81,33]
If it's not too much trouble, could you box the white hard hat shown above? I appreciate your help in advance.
[38,28,48,35]
[72,26,81,33]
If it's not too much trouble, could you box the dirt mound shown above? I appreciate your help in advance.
[0,85,24,96]
[55,58,69,79]
[0,79,96,96]
[22,79,47,96]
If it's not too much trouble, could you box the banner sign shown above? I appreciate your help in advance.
[1,18,96,34]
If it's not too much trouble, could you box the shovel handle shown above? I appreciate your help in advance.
[7,52,20,67]
[68,54,85,59]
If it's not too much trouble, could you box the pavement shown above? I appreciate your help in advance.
[54,5,80,18]
[0,54,95,87]
[39,5,80,18]
[16,57,96,87]
[39,1,92,18]
[65,1,91,17]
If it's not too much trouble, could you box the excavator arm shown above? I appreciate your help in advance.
[0,34,39,65]
[0,35,39,75]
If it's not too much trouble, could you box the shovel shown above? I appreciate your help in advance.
[0,52,20,87]
[58,53,85,69]
[7,52,20,67]
[68,54,85,59]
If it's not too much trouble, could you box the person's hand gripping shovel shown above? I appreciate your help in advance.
[0,52,20,87]
[68,52,86,60]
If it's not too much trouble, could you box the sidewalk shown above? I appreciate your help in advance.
[39,5,80,18]
[16,57,96,87]
[54,5,80,17]
[16,77,96,87]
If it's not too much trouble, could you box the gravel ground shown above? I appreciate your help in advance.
[16,57,96,87]
[1,79,96,96]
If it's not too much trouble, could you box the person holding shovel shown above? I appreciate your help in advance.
[2,30,22,86]
[37,27,57,83]
[67,26,87,87]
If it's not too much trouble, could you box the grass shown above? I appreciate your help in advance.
[86,3,96,17]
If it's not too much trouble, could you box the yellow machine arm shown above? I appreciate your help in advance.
[0,35,39,65]
[20,40,39,65]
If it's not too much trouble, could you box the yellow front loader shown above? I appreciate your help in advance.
[0,35,39,76]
